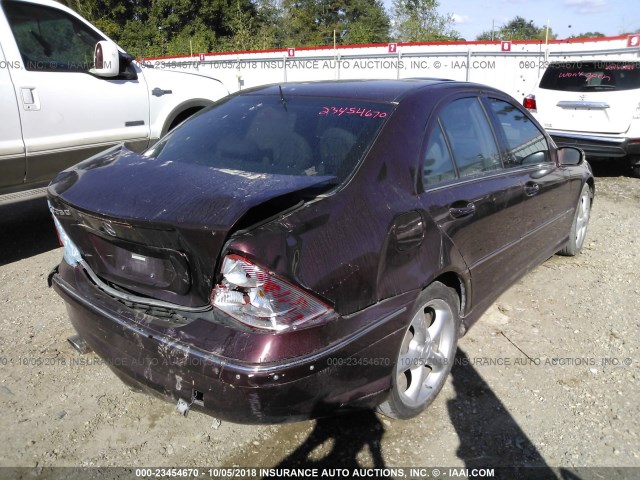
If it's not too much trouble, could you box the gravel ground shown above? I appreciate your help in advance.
[0,164,638,479]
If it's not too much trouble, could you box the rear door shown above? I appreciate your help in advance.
[484,95,571,268]
[0,0,150,186]
[0,39,25,191]
[419,94,526,313]
[535,61,640,134]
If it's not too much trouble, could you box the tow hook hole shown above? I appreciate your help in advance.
[192,389,204,407]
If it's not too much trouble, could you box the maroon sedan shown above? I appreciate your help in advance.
[48,80,593,423]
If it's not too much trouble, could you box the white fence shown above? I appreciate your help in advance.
[149,35,640,100]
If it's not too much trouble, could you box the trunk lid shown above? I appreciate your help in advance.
[48,145,333,308]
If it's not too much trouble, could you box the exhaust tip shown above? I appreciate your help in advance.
[67,335,91,354]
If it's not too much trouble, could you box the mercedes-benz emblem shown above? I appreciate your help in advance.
[103,221,117,237]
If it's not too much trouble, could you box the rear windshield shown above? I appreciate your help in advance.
[145,94,395,185]
[539,61,640,92]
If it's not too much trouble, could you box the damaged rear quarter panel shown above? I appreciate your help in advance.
[227,93,448,317]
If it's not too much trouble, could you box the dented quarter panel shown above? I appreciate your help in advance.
[228,85,466,316]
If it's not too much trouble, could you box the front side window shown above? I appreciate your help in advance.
[4,0,102,72]
[439,97,502,178]
[488,98,550,166]
[145,94,395,186]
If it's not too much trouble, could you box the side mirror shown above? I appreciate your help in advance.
[90,41,120,77]
[558,146,585,166]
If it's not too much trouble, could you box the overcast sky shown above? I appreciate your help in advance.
[382,0,640,40]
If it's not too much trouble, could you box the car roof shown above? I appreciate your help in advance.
[238,79,465,103]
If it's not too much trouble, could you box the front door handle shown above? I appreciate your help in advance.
[524,182,540,196]
[20,87,40,111]
[152,87,173,97]
[449,202,476,218]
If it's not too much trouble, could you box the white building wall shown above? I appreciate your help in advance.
[150,36,640,101]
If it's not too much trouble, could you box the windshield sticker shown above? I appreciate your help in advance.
[319,106,388,118]
[603,64,636,70]
[558,72,612,82]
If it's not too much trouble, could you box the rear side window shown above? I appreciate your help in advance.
[423,122,456,186]
[540,61,640,92]
[145,95,394,186]
[488,98,550,167]
[3,0,102,72]
[439,97,501,178]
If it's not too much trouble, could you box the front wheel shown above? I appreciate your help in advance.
[378,282,460,419]
[559,183,592,256]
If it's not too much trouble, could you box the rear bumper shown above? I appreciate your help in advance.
[548,130,640,159]
[51,261,413,424]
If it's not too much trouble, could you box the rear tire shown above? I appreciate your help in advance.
[559,183,592,256]
[378,282,460,420]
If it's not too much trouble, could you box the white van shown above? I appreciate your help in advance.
[0,0,228,204]
[523,60,640,177]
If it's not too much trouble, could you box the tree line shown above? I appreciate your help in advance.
[58,0,459,57]
[56,0,625,58]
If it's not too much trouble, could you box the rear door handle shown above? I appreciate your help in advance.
[524,182,540,196]
[449,202,476,218]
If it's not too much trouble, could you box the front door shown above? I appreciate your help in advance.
[485,96,570,267]
[0,0,150,186]
[0,40,25,191]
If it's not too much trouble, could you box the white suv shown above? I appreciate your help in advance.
[523,60,640,177]
[0,0,228,204]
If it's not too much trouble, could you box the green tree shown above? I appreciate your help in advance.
[391,0,459,42]
[281,0,324,46]
[342,0,391,44]
[58,0,390,55]
[476,16,556,41]
[61,0,259,56]
[282,0,390,47]
[568,31,605,38]
[253,0,284,50]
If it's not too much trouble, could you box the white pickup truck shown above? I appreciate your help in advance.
[0,0,228,204]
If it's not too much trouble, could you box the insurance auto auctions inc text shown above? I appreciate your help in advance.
[200,467,496,478]
[138,59,496,71]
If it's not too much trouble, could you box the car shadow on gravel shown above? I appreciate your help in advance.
[0,197,59,267]
[589,160,633,178]
[264,348,585,480]
[449,349,580,480]
[262,409,392,480]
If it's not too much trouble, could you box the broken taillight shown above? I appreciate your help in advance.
[49,202,82,266]
[523,95,537,110]
[211,254,332,332]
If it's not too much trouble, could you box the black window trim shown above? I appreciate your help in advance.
[480,94,553,169]
[418,92,506,193]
